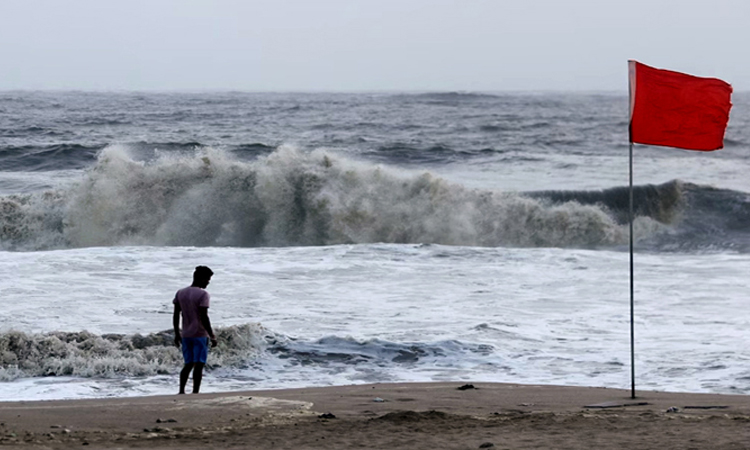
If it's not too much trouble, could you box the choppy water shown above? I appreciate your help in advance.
[1,91,749,400]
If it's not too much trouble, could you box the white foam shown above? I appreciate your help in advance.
[1,244,749,399]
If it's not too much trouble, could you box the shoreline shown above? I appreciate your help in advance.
[1,382,748,449]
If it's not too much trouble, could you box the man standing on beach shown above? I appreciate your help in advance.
[173,266,218,394]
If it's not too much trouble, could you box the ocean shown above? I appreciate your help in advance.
[1,91,749,401]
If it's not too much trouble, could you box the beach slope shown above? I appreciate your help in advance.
[1,382,748,449]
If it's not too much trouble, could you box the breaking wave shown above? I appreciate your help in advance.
[0,324,271,381]
[3,144,737,252]
[0,325,501,382]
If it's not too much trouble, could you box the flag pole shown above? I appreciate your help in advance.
[629,140,636,399]
[628,60,637,399]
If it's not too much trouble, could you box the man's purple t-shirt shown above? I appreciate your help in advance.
[173,286,211,338]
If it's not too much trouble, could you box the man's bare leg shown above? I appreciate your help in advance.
[192,363,205,394]
[179,363,194,394]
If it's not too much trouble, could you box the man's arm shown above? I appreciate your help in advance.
[198,307,217,348]
[173,303,182,348]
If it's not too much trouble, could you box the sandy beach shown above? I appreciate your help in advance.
[0,382,748,449]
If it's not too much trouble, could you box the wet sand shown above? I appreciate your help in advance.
[0,382,748,449]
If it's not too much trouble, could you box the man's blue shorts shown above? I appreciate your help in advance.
[181,337,209,364]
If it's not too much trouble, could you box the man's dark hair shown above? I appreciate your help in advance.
[193,265,214,281]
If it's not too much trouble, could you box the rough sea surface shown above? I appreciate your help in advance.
[1,91,749,400]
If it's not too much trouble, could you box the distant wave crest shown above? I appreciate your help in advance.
[14,144,749,252]
[0,145,651,250]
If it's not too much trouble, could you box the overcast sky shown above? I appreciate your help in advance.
[0,0,747,92]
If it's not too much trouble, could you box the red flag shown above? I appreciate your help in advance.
[629,60,732,151]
